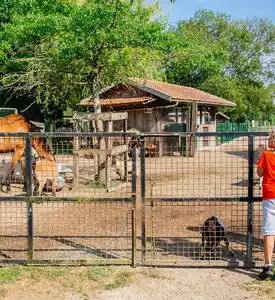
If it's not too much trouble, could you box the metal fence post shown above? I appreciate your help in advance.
[26,134,34,263]
[131,142,137,267]
[244,135,255,267]
[140,136,146,264]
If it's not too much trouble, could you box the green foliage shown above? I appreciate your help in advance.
[0,0,166,120]
[0,266,21,284]
[103,270,133,290]
[165,10,275,122]
[0,2,274,123]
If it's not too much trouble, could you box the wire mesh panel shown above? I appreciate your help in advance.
[142,135,249,198]
[0,200,28,262]
[252,134,271,263]
[143,200,248,265]
[0,132,137,265]
[32,199,134,264]
[0,133,29,263]
[41,134,134,198]
[141,132,268,266]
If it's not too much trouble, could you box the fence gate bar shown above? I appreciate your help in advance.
[244,135,255,267]
[140,136,146,264]
[26,135,34,263]
[131,144,137,266]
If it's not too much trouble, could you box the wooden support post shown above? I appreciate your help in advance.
[156,110,163,157]
[106,120,113,191]
[186,105,191,157]
[199,107,203,125]
[190,102,198,157]
[73,121,79,191]
[211,107,217,125]
[123,118,128,181]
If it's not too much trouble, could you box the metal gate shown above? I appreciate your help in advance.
[0,132,137,266]
[0,131,270,267]
[140,132,267,267]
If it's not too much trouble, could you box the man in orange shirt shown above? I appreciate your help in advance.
[257,130,275,278]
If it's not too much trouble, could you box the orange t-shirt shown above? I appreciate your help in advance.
[257,151,275,200]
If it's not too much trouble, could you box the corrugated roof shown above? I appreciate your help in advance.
[134,79,236,107]
[79,96,153,107]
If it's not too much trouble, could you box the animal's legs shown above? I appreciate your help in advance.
[51,178,57,197]
[2,146,25,193]
[37,176,46,196]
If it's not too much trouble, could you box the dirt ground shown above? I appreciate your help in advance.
[0,266,273,300]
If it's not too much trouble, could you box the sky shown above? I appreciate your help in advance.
[155,0,275,24]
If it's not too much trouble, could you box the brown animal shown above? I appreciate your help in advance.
[145,143,158,157]
[0,114,55,192]
[33,159,58,196]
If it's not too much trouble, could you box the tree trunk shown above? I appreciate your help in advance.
[93,75,107,184]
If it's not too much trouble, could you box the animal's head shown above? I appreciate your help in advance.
[202,216,218,233]
[32,137,56,161]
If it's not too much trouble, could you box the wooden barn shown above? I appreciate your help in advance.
[77,79,236,155]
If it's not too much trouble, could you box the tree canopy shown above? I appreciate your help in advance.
[0,1,274,123]
[0,0,166,120]
[165,10,275,122]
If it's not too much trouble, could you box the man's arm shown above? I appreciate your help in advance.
[257,166,265,177]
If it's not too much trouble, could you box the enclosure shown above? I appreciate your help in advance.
[0,131,270,267]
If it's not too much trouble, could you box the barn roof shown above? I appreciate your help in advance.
[132,79,236,107]
[79,79,236,108]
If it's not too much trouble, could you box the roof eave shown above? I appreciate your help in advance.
[172,98,236,108]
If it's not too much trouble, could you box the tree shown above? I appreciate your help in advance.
[164,10,275,121]
[0,0,166,120]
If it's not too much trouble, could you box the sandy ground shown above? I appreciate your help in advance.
[94,268,264,300]
[0,267,270,300]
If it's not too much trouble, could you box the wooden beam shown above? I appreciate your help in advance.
[190,102,198,157]
[185,105,191,157]
[73,149,109,155]
[73,112,128,122]
[123,118,128,181]
[73,144,128,156]
[73,122,79,191]
[106,121,113,191]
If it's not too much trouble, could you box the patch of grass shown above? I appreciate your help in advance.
[32,267,69,281]
[0,266,22,284]
[87,267,112,281]
[87,181,106,189]
[0,288,7,297]
[103,270,134,291]
[21,267,70,282]
[248,278,275,297]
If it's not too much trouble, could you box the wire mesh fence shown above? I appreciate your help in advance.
[0,132,137,265]
[140,132,268,266]
[0,131,270,266]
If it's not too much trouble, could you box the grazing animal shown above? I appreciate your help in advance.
[145,143,159,157]
[0,114,55,192]
[33,159,59,196]
[201,216,235,257]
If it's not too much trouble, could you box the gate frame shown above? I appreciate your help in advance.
[140,132,268,267]
[0,132,137,266]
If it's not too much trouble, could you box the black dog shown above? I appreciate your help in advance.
[201,216,235,257]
